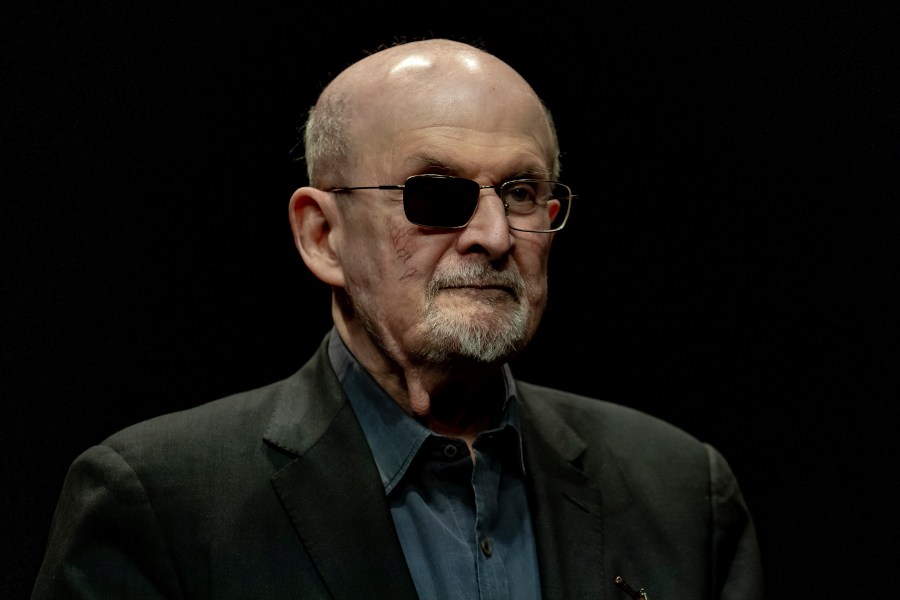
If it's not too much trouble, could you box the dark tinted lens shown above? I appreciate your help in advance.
[403,175,480,227]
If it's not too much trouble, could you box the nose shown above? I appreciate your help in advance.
[454,188,514,259]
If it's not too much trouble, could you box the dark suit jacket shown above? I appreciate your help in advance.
[33,333,764,599]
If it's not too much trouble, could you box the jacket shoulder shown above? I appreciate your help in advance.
[515,380,704,454]
[102,376,288,455]
[101,334,338,462]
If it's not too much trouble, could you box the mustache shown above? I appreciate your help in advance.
[428,263,527,301]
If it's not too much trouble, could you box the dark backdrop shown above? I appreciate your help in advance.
[3,3,898,598]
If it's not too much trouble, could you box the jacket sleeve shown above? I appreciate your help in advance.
[31,444,183,599]
[707,444,766,599]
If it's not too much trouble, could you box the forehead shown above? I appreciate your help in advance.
[357,94,555,179]
[338,44,557,178]
[394,131,555,181]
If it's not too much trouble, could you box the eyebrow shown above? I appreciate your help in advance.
[406,154,553,181]
[407,155,455,174]
[508,167,553,180]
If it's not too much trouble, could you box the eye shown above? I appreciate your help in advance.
[503,181,539,205]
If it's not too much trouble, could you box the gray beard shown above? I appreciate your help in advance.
[417,262,530,364]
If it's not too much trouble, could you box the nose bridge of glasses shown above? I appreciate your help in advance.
[465,184,511,229]
[476,184,508,211]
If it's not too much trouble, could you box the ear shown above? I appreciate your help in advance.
[288,187,345,287]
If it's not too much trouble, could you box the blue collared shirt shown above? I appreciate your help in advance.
[328,331,542,600]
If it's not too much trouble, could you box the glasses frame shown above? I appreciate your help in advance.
[327,174,573,233]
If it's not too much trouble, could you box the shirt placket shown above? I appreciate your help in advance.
[472,438,509,600]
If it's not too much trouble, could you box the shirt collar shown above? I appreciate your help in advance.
[327,328,526,495]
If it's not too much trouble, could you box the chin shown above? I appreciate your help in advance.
[418,309,531,364]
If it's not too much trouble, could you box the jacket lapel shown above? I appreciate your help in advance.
[263,336,632,599]
[264,337,419,600]
[519,387,631,600]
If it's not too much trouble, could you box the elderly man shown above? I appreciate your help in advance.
[33,38,764,599]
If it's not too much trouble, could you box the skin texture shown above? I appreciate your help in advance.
[289,39,559,448]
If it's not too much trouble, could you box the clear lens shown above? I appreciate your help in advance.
[501,180,571,232]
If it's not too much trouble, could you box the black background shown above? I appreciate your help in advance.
[3,2,898,598]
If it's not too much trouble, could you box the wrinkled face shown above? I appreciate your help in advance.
[333,50,557,366]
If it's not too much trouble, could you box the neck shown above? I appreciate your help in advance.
[334,319,507,441]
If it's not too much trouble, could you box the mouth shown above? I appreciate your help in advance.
[440,283,517,300]
[451,283,510,291]
[430,264,525,303]
[443,279,512,289]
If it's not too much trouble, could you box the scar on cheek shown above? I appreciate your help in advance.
[389,226,418,281]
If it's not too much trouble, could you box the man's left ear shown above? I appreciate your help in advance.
[288,187,345,287]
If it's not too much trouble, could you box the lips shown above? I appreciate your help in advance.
[441,283,517,300]
[456,283,509,291]
[443,280,511,290]
[429,264,525,302]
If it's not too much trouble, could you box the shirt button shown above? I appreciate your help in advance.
[480,537,493,557]
[443,444,458,458]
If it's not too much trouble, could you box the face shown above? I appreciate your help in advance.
[332,48,557,367]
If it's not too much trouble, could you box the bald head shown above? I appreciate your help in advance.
[303,39,559,188]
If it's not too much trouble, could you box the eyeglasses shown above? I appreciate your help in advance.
[327,174,573,233]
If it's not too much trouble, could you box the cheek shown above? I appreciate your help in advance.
[516,234,553,277]
[514,236,553,308]
[343,216,440,297]
[387,221,422,282]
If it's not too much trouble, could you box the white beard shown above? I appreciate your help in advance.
[417,262,531,364]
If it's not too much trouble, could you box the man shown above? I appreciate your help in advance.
[33,38,764,599]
